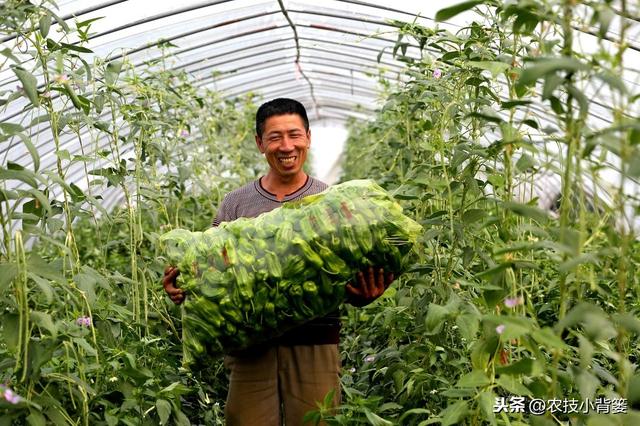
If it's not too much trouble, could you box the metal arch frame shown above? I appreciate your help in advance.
[180,38,407,75]
[245,89,376,113]
[1,11,420,113]
[1,4,427,94]
[193,55,405,87]
[183,44,405,79]
[1,3,633,160]
[3,2,638,90]
[4,59,386,161]
[216,69,380,95]
[221,80,379,102]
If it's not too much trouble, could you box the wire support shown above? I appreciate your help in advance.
[277,0,320,117]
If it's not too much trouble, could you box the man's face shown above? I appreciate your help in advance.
[256,114,310,178]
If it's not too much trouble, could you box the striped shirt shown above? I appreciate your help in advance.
[213,175,327,226]
[212,175,341,348]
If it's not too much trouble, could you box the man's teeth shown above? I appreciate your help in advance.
[279,156,296,164]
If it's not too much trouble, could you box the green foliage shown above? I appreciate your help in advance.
[313,0,640,424]
[0,2,264,424]
[1,1,639,425]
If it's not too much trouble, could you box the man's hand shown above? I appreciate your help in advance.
[345,266,394,307]
[163,266,185,305]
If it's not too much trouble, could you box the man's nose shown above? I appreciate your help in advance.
[279,135,295,150]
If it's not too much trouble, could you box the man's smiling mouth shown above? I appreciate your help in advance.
[278,156,297,165]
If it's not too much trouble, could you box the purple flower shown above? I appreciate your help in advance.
[496,324,506,335]
[180,129,189,137]
[433,68,442,79]
[504,296,524,308]
[76,316,92,327]
[1,387,21,404]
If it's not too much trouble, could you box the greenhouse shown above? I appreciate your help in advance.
[1,0,639,424]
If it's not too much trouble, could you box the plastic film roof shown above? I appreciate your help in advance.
[1,0,640,230]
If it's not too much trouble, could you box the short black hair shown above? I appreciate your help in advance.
[255,98,309,137]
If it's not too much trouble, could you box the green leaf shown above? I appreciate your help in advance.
[30,311,57,338]
[478,390,497,425]
[496,375,532,396]
[425,303,449,335]
[2,313,20,352]
[39,13,52,38]
[60,84,89,114]
[515,153,535,172]
[597,5,614,38]
[613,313,640,335]
[23,188,51,216]
[595,71,627,94]
[0,122,24,135]
[27,254,66,284]
[456,370,491,387]
[470,61,510,78]
[628,152,640,178]
[156,399,172,425]
[496,357,541,376]
[488,315,534,340]
[28,272,54,305]
[531,327,569,351]
[502,201,549,223]
[517,57,589,87]
[398,408,430,423]
[576,369,599,401]
[501,99,532,109]
[440,400,468,426]
[627,374,640,406]
[0,262,18,292]
[49,9,70,32]
[74,272,97,306]
[72,337,97,356]
[541,71,563,99]
[435,1,487,22]
[0,167,39,187]
[462,208,486,224]
[60,43,93,53]
[105,61,123,86]
[11,66,40,107]
[1,47,21,64]
[456,312,479,340]
[173,410,190,426]
[26,411,47,426]
[16,133,41,171]
[363,408,393,426]
[567,84,589,118]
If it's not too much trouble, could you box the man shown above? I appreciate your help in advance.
[163,98,393,425]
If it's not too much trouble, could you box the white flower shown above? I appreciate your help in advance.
[496,324,506,334]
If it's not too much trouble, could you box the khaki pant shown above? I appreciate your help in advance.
[224,344,341,425]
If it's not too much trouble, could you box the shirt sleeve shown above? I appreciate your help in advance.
[212,196,230,227]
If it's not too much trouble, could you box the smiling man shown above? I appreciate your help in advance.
[163,98,393,425]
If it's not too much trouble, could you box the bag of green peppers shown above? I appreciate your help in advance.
[160,179,422,364]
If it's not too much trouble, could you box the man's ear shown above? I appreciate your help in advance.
[306,129,311,147]
[255,134,265,153]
